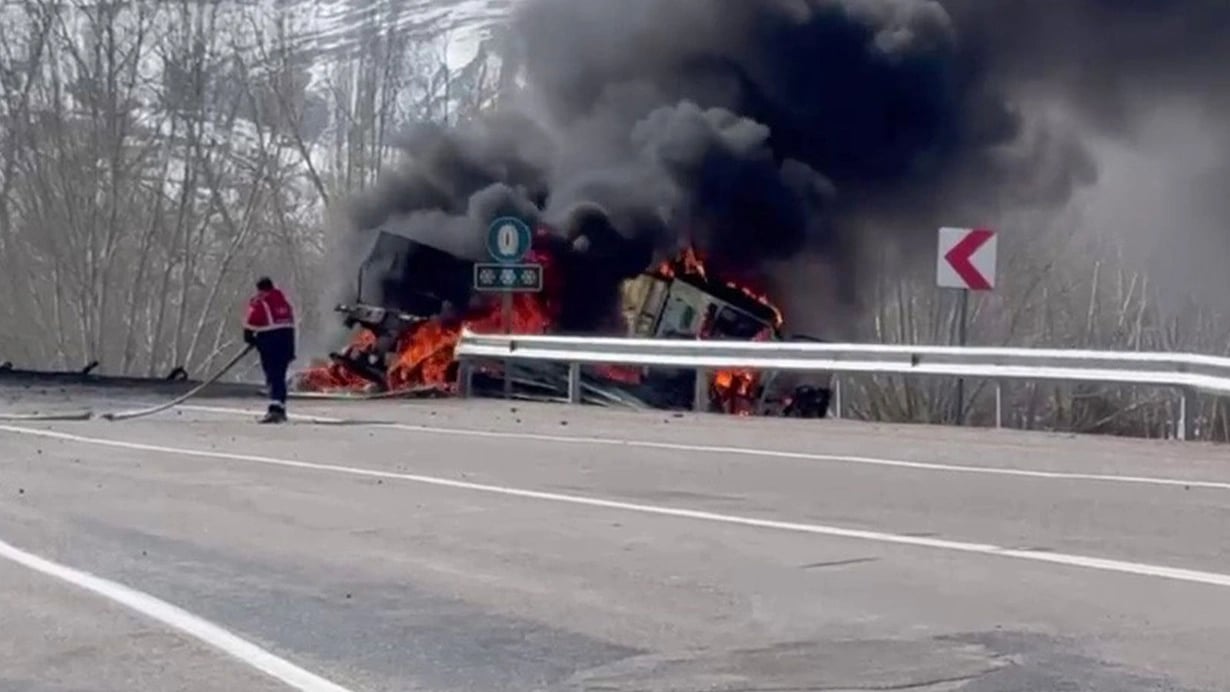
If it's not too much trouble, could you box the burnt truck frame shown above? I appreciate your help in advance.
[328,231,472,389]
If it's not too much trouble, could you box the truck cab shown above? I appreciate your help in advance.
[619,270,831,418]
[621,273,780,341]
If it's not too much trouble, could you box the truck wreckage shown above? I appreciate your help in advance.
[298,228,832,418]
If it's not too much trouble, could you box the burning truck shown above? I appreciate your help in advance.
[296,218,832,418]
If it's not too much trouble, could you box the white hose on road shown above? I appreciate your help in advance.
[98,346,254,421]
[0,408,95,422]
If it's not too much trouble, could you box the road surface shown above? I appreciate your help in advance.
[3,391,1230,690]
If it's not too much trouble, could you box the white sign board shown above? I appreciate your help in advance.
[937,227,997,291]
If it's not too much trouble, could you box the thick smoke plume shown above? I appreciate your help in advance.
[327,0,1230,341]
[947,0,1230,310]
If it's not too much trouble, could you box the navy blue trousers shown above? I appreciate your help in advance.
[256,329,295,410]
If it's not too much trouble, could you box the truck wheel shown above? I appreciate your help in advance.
[787,385,831,419]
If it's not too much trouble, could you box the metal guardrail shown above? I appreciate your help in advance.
[455,330,1230,440]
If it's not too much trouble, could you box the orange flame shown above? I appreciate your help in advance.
[296,331,378,392]
[657,246,707,280]
[707,325,775,415]
[296,245,560,393]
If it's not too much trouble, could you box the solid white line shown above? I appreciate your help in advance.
[0,535,354,692]
[4,423,1230,589]
[178,404,1230,492]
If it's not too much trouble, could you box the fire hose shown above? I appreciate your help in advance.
[0,346,255,423]
[0,345,445,423]
[0,407,95,422]
[98,345,255,421]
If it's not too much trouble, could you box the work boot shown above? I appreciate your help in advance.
[259,406,287,424]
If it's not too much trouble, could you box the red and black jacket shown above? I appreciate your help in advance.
[244,288,296,356]
[245,287,295,333]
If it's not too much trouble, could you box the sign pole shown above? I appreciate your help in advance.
[502,291,513,399]
[479,216,540,402]
[936,226,998,427]
[954,288,969,425]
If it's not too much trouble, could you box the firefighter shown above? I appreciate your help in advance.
[243,277,296,424]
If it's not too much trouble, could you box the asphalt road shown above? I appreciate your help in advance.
[3,391,1230,691]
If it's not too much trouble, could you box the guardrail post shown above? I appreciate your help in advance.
[457,361,472,398]
[693,369,708,413]
[568,362,582,404]
[995,381,1003,429]
[833,377,842,420]
[1178,387,1196,441]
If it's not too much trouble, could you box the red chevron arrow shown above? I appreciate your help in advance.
[943,228,994,290]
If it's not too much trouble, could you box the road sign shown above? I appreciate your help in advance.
[473,262,543,293]
[937,227,997,291]
[486,217,533,264]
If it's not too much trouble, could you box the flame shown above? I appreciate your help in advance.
[707,325,775,415]
[296,242,560,393]
[657,246,707,281]
[296,330,378,392]
[712,370,758,415]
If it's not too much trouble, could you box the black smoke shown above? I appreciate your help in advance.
[327,0,1230,338]
[944,0,1230,309]
[944,0,1230,124]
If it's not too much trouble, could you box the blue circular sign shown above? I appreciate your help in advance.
[486,217,533,263]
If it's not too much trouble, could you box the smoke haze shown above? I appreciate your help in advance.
[325,0,1230,340]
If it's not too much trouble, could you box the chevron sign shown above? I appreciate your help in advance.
[937,227,997,291]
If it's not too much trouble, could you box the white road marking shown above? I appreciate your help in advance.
[0,535,354,692]
[179,403,1230,492]
[4,423,1230,589]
